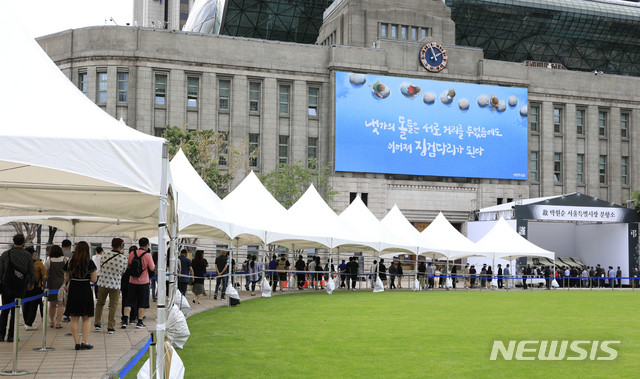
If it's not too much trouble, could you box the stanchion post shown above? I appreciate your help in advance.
[208,274,212,299]
[149,331,156,379]
[34,290,55,352]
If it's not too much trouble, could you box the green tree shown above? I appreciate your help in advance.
[164,126,257,197]
[630,190,640,216]
[260,159,336,209]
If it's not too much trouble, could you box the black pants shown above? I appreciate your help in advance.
[350,274,358,289]
[340,274,346,288]
[178,281,188,297]
[428,277,434,288]
[22,287,44,327]
[0,288,23,339]
[522,277,527,289]
[497,278,503,288]
[390,276,396,289]
[121,287,137,322]
[297,273,305,289]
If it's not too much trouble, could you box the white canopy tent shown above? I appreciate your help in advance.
[270,185,372,250]
[421,212,480,260]
[0,215,157,239]
[380,205,439,258]
[473,217,556,261]
[338,197,414,255]
[169,149,233,241]
[0,8,173,377]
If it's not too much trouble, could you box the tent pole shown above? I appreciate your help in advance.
[155,143,169,379]
[414,250,419,290]
[71,219,77,246]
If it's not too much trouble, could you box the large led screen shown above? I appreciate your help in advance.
[335,71,528,180]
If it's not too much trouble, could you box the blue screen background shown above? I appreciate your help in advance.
[335,71,529,180]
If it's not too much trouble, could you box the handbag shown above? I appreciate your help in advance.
[57,282,69,306]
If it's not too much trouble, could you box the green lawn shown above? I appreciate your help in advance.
[176,291,639,378]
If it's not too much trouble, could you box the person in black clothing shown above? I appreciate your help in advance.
[338,260,347,288]
[348,257,359,290]
[389,262,397,289]
[378,259,387,287]
[396,261,403,289]
[0,234,35,342]
[214,250,230,300]
[497,264,503,289]
[418,261,426,288]
[295,255,306,290]
[451,264,457,289]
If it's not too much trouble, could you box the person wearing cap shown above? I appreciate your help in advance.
[94,238,127,334]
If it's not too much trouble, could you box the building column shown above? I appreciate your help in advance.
[609,107,621,204]
[585,105,600,197]
[540,101,554,196]
[564,103,577,191]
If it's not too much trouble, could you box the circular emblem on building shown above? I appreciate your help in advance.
[419,42,448,72]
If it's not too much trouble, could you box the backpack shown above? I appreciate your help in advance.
[242,260,249,273]
[3,250,28,290]
[129,250,148,278]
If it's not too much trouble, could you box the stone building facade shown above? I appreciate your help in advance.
[36,0,639,228]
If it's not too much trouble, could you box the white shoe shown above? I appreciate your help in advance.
[25,325,38,331]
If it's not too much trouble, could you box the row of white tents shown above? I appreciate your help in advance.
[0,6,553,376]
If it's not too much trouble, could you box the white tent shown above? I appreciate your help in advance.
[221,171,288,246]
[338,197,414,255]
[473,217,555,261]
[0,8,172,377]
[421,212,479,259]
[380,205,437,258]
[270,184,373,250]
[0,215,156,238]
[170,150,233,241]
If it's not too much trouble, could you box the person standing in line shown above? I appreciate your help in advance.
[315,256,324,290]
[63,241,97,350]
[22,246,46,330]
[418,261,427,289]
[451,264,457,289]
[462,264,470,289]
[177,249,194,297]
[45,245,68,329]
[295,255,306,290]
[469,265,476,289]
[581,266,589,288]
[94,238,127,334]
[242,254,252,291]
[277,254,290,293]
[497,264,503,289]
[91,247,103,298]
[151,250,158,302]
[0,234,35,342]
[338,259,347,288]
[504,264,511,289]
[425,262,435,289]
[370,260,377,288]
[122,238,155,329]
[307,256,317,289]
[389,261,397,289]
[247,255,261,296]
[378,259,387,288]
[268,254,278,292]
[480,264,488,288]
[214,250,230,300]
[396,261,404,289]
[191,250,209,304]
[121,246,138,326]
[634,266,640,288]
[348,257,360,291]
[61,239,73,260]
[616,266,622,287]
[608,266,616,288]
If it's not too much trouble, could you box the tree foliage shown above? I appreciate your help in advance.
[260,159,336,209]
[163,126,257,197]
[630,190,640,215]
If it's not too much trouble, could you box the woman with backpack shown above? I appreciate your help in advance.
[63,241,97,350]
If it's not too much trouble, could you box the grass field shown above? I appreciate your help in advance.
[148,290,640,378]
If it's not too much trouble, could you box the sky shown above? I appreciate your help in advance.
[11,0,133,38]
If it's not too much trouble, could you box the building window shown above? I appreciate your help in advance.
[279,85,290,115]
[529,105,539,132]
[380,24,387,38]
[308,87,319,116]
[219,79,230,111]
[421,28,428,39]
[598,111,607,137]
[401,26,407,39]
[577,154,584,184]
[622,156,628,185]
[249,133,259,168]
[154,127,165,137]
[553,153,562,182]
[307,137,318,168]
[391,25,397,39]
[553,107,563,133]
[117,72,128,102]
[411,27,417,40]
[79,72,87,96]
[249,82,260,112]
[218,132,228,166]
[621,113,629,138]
[155,73,167,106]
[97,72,107,104]
[530,151,538,181]
[599,155,607,184]
[187,77,199,108]
[576,109,585,135]
[278,135,289,165]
